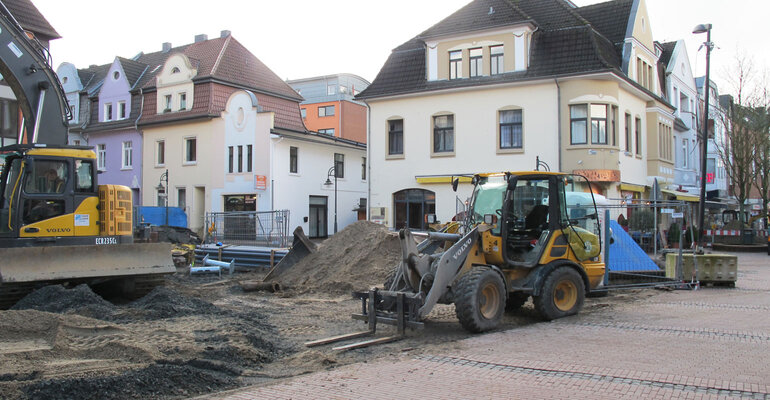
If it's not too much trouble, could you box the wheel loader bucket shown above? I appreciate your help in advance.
[0,242,175,283]
[262,226,316,282]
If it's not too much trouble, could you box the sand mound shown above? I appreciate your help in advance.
[277,221,401,295]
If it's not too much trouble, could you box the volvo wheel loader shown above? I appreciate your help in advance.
[308,172,605,350]
[0,2,173,308]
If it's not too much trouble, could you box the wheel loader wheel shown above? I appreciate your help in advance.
[505,292,529,312]
[454,266,505,333]
[533,266,585,321]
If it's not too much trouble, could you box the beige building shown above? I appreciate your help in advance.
[358,0,675,229]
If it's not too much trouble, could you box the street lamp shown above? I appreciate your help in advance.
[324,166,338,234]
[693,23,713,252]
[156,169,169,226]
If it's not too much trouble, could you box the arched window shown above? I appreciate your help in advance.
[393,189,436,230]
[171,67,180,74]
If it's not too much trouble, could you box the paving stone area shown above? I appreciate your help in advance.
[203,252,770,400]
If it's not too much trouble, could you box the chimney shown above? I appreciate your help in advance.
[162,42,172,53]
[220,30,231,38]
[194,34,208,43]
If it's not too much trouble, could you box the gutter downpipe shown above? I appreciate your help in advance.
[134,88,144,206]
[555,78,562,173]
[364,100,371,222]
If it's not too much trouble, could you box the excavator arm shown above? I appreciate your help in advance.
[0,1,70,145]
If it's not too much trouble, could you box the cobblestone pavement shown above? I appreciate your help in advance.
[204,252,770,399]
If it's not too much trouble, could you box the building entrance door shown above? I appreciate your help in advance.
[308,195,328,238]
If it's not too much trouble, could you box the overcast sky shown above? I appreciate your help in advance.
[33,0,768,98]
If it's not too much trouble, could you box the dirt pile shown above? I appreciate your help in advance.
[1,283,286,400]
[11,284,116,316]
[277,221,401,295]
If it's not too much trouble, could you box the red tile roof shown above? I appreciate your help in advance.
[137,35,305,132]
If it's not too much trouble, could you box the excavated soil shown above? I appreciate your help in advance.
[276,221,401,294]
[0,221,651,399]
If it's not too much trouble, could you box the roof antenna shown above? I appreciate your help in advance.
[488,6,495,15]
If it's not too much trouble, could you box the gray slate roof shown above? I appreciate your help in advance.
[1,0,59,40]
[358,0,636,100]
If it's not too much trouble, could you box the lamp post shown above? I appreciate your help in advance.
[324,166,338,234]
[156,169,169,226]
[693,23,713,252]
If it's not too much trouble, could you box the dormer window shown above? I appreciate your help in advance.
[164,95,172,113]
[118,101,126,119]
[449,50,462,80]
[179,92,187,110]
[104,103,113,121]
[469,48,482,77]
[490,45,504,75]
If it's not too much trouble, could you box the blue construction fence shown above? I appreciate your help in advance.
[134,206,188,228]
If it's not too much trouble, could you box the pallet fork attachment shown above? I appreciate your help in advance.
[304,288,424,351]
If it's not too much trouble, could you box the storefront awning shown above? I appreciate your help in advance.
[661,189,700,202]
[415,175,473,184]
[619,182,646,193]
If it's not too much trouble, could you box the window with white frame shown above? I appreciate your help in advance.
[122,141,133,169]
[228,146,234,173]
[361,157,366,180]
[237,145,243,173]
[433,114,454,153]
[157,140,165,165]
[499,109,523,149]
[327,84,336,95]
[104,103,113,121]
[289,146,298,173]
[624,113,632,153]
[97,144,106,170]
[570,105,588,144]
[318,105,335,117]
[164,95,172,112]
[469,48,482,77]
[247,145,252,172]
[388,119,404,155]
[590,104,608,145]
[185,137,197,163]
[635,117,642,156]
[682,138,688,168]
[318,128,335,135]
[118,101,126,120]
[490,45,504,75]
[179,92,187,110]
[449,51,462,80]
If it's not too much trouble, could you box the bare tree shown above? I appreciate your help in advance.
[715,102,755,224]
[717,54,769,226]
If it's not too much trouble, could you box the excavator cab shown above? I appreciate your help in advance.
[0,145,101,241]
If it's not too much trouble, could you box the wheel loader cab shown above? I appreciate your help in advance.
[499,173,601,268]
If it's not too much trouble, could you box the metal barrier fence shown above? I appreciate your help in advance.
[203,210,291,248]
[595,198,696,288]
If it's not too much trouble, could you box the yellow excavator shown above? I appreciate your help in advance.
[308,172,606,350]
[0,3,173,308]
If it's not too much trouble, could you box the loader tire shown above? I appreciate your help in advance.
[533,266,585,321]
[454,266,505,333]
[505,292,529,312]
